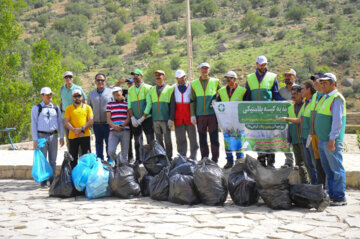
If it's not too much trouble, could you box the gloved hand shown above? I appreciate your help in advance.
[210,99,216,108]
[306,134,312,148]
[131,116,139,127]
[137,116,146,125]
[191,116,197,125]
[167,120,174,129]
[276,116,287,121]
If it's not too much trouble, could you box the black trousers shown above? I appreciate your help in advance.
[133,117,155,162]
[69,136,91,168]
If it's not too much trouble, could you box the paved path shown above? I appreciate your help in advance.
[1,179,359,239]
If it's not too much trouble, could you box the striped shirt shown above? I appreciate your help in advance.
[106,100,129,131]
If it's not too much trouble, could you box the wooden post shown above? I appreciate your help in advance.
[186,0,194,81]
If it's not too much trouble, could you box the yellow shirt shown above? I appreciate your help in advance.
[64,104,93,139]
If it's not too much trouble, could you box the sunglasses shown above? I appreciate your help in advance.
[73,95,82,98]
[64,76,73,79]
[133,74,140,77]
[96,79,105,82]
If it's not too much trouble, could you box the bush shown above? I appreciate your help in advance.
[212,60,228,74]
[197,0,218,17]
[240,10,266,33]
[317,21,325,30]
[347,102,354,109]
[335,46,352,64]
[285,5,308,22]
[163,39,175,54]
[105,2,119,13]
[151,17,160,29]
[237,41,250,49]
[37,14,49,27]
[343,88,354,97]
[115,30,131,46]
[229,24,238,33]
[352,80,360,93]
[165,23,179,36]
[102,18,124,34]
[136,31,159,55]
[133,23,147,35]
[117,8,130,23]
[170,56,181,70]
[252,38,263,47]
[275,30,286,40]
[65,2,92,19]
[343,7,356,14]
[269,6,280,18]
[204,18,222,33]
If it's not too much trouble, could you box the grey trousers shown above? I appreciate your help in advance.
[293,143,310,184]
[153,121,173,160]
[108,130,130,164]
[174,123,199,160]
[38,132,58,185]
[284,152,294,167]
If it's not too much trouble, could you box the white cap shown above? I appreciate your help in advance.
[112,87,122,93]
[175,69,186,78]
[225,71,237,78]
[72,89,82,96]
[63,71,73,78]
[154,70,165,75]
[284,68,296,76]
[200,62,210,68]
[319,73,337,82]
[40,87,54,95]
[256,55,268,65]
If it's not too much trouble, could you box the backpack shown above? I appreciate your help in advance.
[37,104,60,117]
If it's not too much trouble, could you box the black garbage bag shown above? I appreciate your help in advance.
[228,162,259,206]
[194,158,228,206]
[290,184,329,211]
[245,155,292,210]
[169,155,196,178]
[140,174,153,197]
[109,163,141,199]
[149,167,169,201]
[143,141,170,176]
[169,174,200,205]
[49,152,76,198]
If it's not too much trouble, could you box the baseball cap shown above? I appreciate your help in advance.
[200,62,210,68]
[319,73,337,82]
[175,69,186,78]
[310,72,325,81]
[131,69,143,76]
[126,77,134,82]
[112,87,122,93]
[225,71,237,78]
[63,71,73,78]
[256,55,268,65]
[72,89,82,96]
[154,70,165,75]
[284,68,296,76]
[40,87,54,95]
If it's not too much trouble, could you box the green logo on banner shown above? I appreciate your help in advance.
[218,103,225,112]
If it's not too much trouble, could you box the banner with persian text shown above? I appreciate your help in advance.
[213,101,292,153]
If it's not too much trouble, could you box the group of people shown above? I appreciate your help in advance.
[31,55,347,206]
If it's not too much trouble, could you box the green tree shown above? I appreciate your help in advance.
[204,18,222,33]
[30,39,64,104]
[136,31,159,55]
[269,6,280,18]
[115,30,131,46]
[170,56,181,70]
[103,56,122,70]
[198,0,218,17]
[285,5,308,22]
[0,0,34,143]
[240,10,266,33]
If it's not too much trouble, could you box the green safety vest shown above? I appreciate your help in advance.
[149,85,174,121]
[288,103,305,145]
[218,86,246,102]
[301,98,314,139]
[128,83,152,119]
[309,92,325,135]
[246,72,276,101]
[314,91,346,142]
[191,78,219,116]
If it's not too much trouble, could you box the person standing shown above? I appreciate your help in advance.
[59,71,87,151]
[64,89,94,168]
[315,73,347,206]
[282,85,309,184]
[127,69,154,164]
[309,72,326,186]
[244,55,285,167]
[190,63,221,163]
[171,69,199,160]
[125,77,135,162]
[106,87,130,165]
[217,71,247,169]
[147,70,175,160]
[31,87,64,187]
[87,73,113,161]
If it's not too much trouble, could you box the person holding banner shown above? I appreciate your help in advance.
[217,71,247,169]
[190,63,221,163]
[244,55,285,167]
[315,73,347,206]
[172,69,199,160]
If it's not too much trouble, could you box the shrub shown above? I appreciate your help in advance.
[285,5,308,22]
[102,18,124,34]
[170,56,181,70]
[212,60,228,74]
[136,31,159,55]
[204,18,222,33]
[275,30,286,40]
[269,6,280,18]
[343,7,356,14]
[229,24,238,33]
[317,21,325,30]
[165,23,179,36]
[252,38,263,47]
[133,23,147,35]
[105,2,119,13]
[347,102,354,109]
[343,88,354,97]
[151,17,160,29]
[240,10,266,33]
[197,0,218,17]
[237,41,250,49]
[115,30,131,46]
[163,39,175,54]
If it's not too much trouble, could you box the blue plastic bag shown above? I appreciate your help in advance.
[32,138,53,183]
[85,159,111,199]
[72,153,97,192]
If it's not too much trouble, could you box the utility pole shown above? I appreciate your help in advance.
[186,0,194,81]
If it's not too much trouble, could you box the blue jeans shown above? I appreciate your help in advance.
[318,140,346,201]
[93,124,110,160]
[302,138,318,184]
[226,152,244,163]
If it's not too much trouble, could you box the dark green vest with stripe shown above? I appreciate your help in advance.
[314,91,346,142]
[301,98,314,139]
[309,92,325,135]
[149,85,174,121]
[128,83,152,119]
[218,85,246,102]
[288,103,304,145]
[247,72,276,101]
[191,78,219,116]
